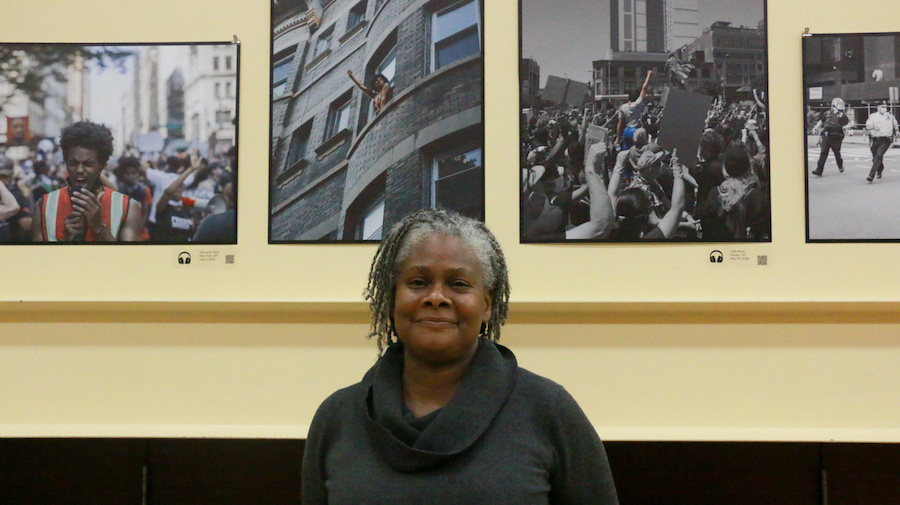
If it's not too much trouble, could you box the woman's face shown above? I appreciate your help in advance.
[392,233,492,367]
[374,76,386,90]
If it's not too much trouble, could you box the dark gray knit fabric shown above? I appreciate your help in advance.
[302,340,619,504]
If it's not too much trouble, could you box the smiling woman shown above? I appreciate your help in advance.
[301,208,619,505]
[391,233,492,413]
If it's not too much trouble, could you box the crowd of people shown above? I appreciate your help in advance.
[521,79,771,242]
[0,120,236,244]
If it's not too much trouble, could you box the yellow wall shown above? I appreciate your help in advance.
[2,0,900,441]
[2,303,899,441]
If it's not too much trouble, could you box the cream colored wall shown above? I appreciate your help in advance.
[1,304,899,441]
[2,0,900,441]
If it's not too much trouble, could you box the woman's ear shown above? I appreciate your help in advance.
[482,289,492,325]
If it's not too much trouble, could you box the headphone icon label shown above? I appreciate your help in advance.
[178,252,192,265]
[709,250,724,263]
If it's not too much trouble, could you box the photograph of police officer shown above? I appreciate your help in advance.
[804,32,900,241]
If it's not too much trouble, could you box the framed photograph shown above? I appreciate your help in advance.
[0,42,239,245]
[269,0,485,243]
[520,0,770,243]
[803,32,900,242]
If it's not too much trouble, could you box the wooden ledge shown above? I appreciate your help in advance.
[2,301,900,324]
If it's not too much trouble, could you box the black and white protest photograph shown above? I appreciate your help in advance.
[0,42,239,245]
[803,32,900,242]
[520,0,770,242]
[269,0,485,243]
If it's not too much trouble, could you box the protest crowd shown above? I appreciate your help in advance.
[521,72,771,242]
[0,136,236,244]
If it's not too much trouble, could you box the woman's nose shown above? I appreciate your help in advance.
[423,284,450,305]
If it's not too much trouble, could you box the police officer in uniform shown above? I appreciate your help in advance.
[865,101,899,182]
[811,97,850,176]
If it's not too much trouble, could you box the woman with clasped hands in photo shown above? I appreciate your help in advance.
[302,208,618,504]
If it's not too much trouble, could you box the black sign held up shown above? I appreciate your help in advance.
[657,88,714,170]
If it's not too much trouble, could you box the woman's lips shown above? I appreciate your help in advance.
[417,317,456,326]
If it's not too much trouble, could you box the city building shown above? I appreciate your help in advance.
[520,58,541,107]
[592,51,667,100]
[803,34,900,124]
[182,45,238,156]
[269,0,484,241]
[664,0,699,52]
[596,2,766,103]
[803,34,865,89]
[609,0,665,53]
[678,21,767,99]
[123,45,238,157]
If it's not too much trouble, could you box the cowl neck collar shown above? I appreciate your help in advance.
[362,339,518,472]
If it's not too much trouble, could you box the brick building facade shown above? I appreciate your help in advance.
[269,0,484,242]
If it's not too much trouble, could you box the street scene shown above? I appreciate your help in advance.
[521,0,770,242]
[804,32,900,242]
[807,134,900,240]
[0,43,238,244]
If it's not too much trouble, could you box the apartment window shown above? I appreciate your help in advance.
[225,56,232,70]
[432,0,481,70]
[432,146,483,220]
[215,82,221,98]
[286,122,312,168]
[272,47,295,95]
[225,82,232,97]
[347,0,367,30]
[213,56,219,70]
[376,49,396,84]
[358,197,385,240]
[367,45,396,117]
[314,26,334,58]
[215,109,231,126]
[325,92,352,139]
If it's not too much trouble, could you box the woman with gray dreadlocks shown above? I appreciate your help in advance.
[301,208,618,505]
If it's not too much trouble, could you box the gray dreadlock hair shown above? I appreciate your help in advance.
[364,208,511,353]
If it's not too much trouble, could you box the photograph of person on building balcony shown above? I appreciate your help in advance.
[0,42,239,245]
[521,0,769,243]
[347,70,393,114]
[804,32,900,241]
[270,0,485,243]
